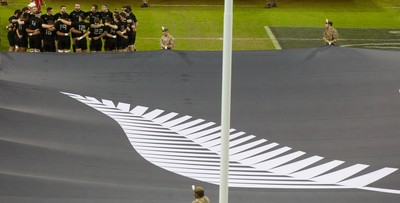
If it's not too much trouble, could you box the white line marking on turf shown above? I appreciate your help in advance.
[151,4,258,7]
[341,42,400,47]
[141,37,267,41]
[151,4,222,7]
[264,26,282,50]
[277,38,400,41]
[357,46,400,49]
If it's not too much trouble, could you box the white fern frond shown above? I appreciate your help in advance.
[62,92,400,194]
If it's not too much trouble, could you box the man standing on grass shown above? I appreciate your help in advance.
[103,16,118,52]
[72,14,90,52]
[54,5,67,20]
[115,13,129,52]
[41,7,54,24]
[69,4,85,52]
[26,11,43,52]
[101,5,113,24]
[7,9,21,52]
[55,13,72,53]
[15,12,30,52]
[89,17,105,52]
[123,6,138,52]
[86,4,101,25]
[41,19,56,52]
[264,0,277,8]
[323,19,339,45]
[70,3,84,23]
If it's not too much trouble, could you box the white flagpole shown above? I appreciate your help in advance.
[219,0,232,202]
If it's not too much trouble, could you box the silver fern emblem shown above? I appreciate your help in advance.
[62,92,400,194]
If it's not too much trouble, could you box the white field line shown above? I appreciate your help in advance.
[341,42,400,47]
[264,26,282,50]
[141,37,267,41]
[360,46,400,49]
[150,4,258,7]
[267,38,400,41]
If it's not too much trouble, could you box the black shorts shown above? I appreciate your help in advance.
[127,31,136,46]
[29,35,42,49]
[75,38,88,50]
[43,39,56,52]
[90,38,102,51]
[8,31,16,47]
[58,36,71,50]
[104,38,117,51]
[15,36,28,48]
[117,37,128,49]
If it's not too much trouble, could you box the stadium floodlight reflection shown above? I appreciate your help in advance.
[219,0,233,203]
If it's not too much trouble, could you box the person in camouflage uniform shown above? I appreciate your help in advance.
[323,19,339,45]
[141,0,148,8]
[160,27,175,50]
[264,0,277,8]
[192,186,210,203]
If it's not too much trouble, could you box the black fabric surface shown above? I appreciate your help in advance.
[0,47,399,202]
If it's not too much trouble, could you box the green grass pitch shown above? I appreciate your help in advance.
[269,27,400,49]
[0,0,400,51]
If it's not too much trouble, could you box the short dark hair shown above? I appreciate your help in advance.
[22,7,29,12]
[92,4,98,10]
[14,9,21,15]
[124,5,132,11]
[16,11,23,18]
[46,7,53,12]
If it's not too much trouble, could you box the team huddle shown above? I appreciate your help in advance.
[6,3,138,53]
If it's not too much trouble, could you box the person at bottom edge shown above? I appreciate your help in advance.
[192,186,210,203]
